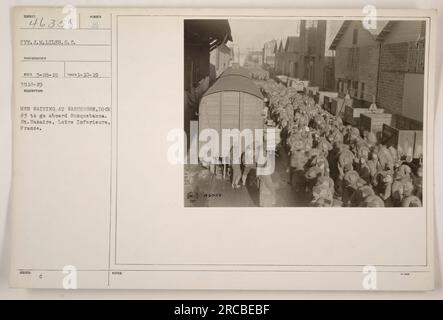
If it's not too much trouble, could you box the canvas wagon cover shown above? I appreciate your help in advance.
[203,67,264,99]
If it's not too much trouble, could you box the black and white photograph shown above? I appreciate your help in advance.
[4,6,438,294]
[184,18,426,208]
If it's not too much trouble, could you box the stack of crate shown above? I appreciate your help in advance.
[382,124,423,159]
[359,113,393,138]
[330,97,352,117]
[323,96,332,113]
[344,106,384,126]
[306,86,319,97]
[318,91,338,109]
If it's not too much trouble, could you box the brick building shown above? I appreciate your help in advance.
[184,20,232,92]
[376,21,425,128]
[262,39,277,68]
[329,20,387,106]
[184,20,232,144]
[298,20,341,90]
[210,43,233,78]
[274,36,301,77]
[330,20,425,127]
[274,40,284,74]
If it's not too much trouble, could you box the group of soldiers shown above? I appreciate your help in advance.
[257,80,423,207]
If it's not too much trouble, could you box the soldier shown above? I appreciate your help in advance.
[363,194,385,207]
[357,158,372,185]
[366,150,380,185]
[392,177,414,207]
[308,150,330,177]
[374,170,394,206]
[352,185,375,206]
[311,176,334,207]
[327,128,344,146]
[344,127,360,146]
[315,136,332,157]
[289,138,308,193]
[389,146,400,168]
[396,164,412,180]
[241,145,255,187]
[377,145,395,171]
[364,131,377,147]
[369,95,378,112]
[413,164,423,200]
[342,169,360,207]
[305,166,322,193]
[401,195,422,207]
[230,143,242,189]
[257,160,276,207]
[327,140,342,188]
[337,148,355,183]
[390,164,413,204]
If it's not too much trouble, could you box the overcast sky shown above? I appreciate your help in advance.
[228,19,301,62]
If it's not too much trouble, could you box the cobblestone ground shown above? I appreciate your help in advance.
[184,146,310,207]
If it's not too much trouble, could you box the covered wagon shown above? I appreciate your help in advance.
[198,67,265,163]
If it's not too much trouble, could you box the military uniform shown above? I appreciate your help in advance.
[363,195,385,207]
[342,170,360,207]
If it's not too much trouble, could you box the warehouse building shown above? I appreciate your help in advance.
[330,20,425,128]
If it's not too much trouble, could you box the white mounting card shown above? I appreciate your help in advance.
[10,7,436,290]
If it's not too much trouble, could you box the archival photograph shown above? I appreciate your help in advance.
[184,19,426,208]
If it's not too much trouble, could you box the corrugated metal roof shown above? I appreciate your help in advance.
[203,67,264,99]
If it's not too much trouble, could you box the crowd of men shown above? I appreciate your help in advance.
[256,79,423,207]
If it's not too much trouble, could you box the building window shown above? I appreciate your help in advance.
[352,81,358,97]
[360,82,365,100]
[346,80,352,95]
[352,29,358,45]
